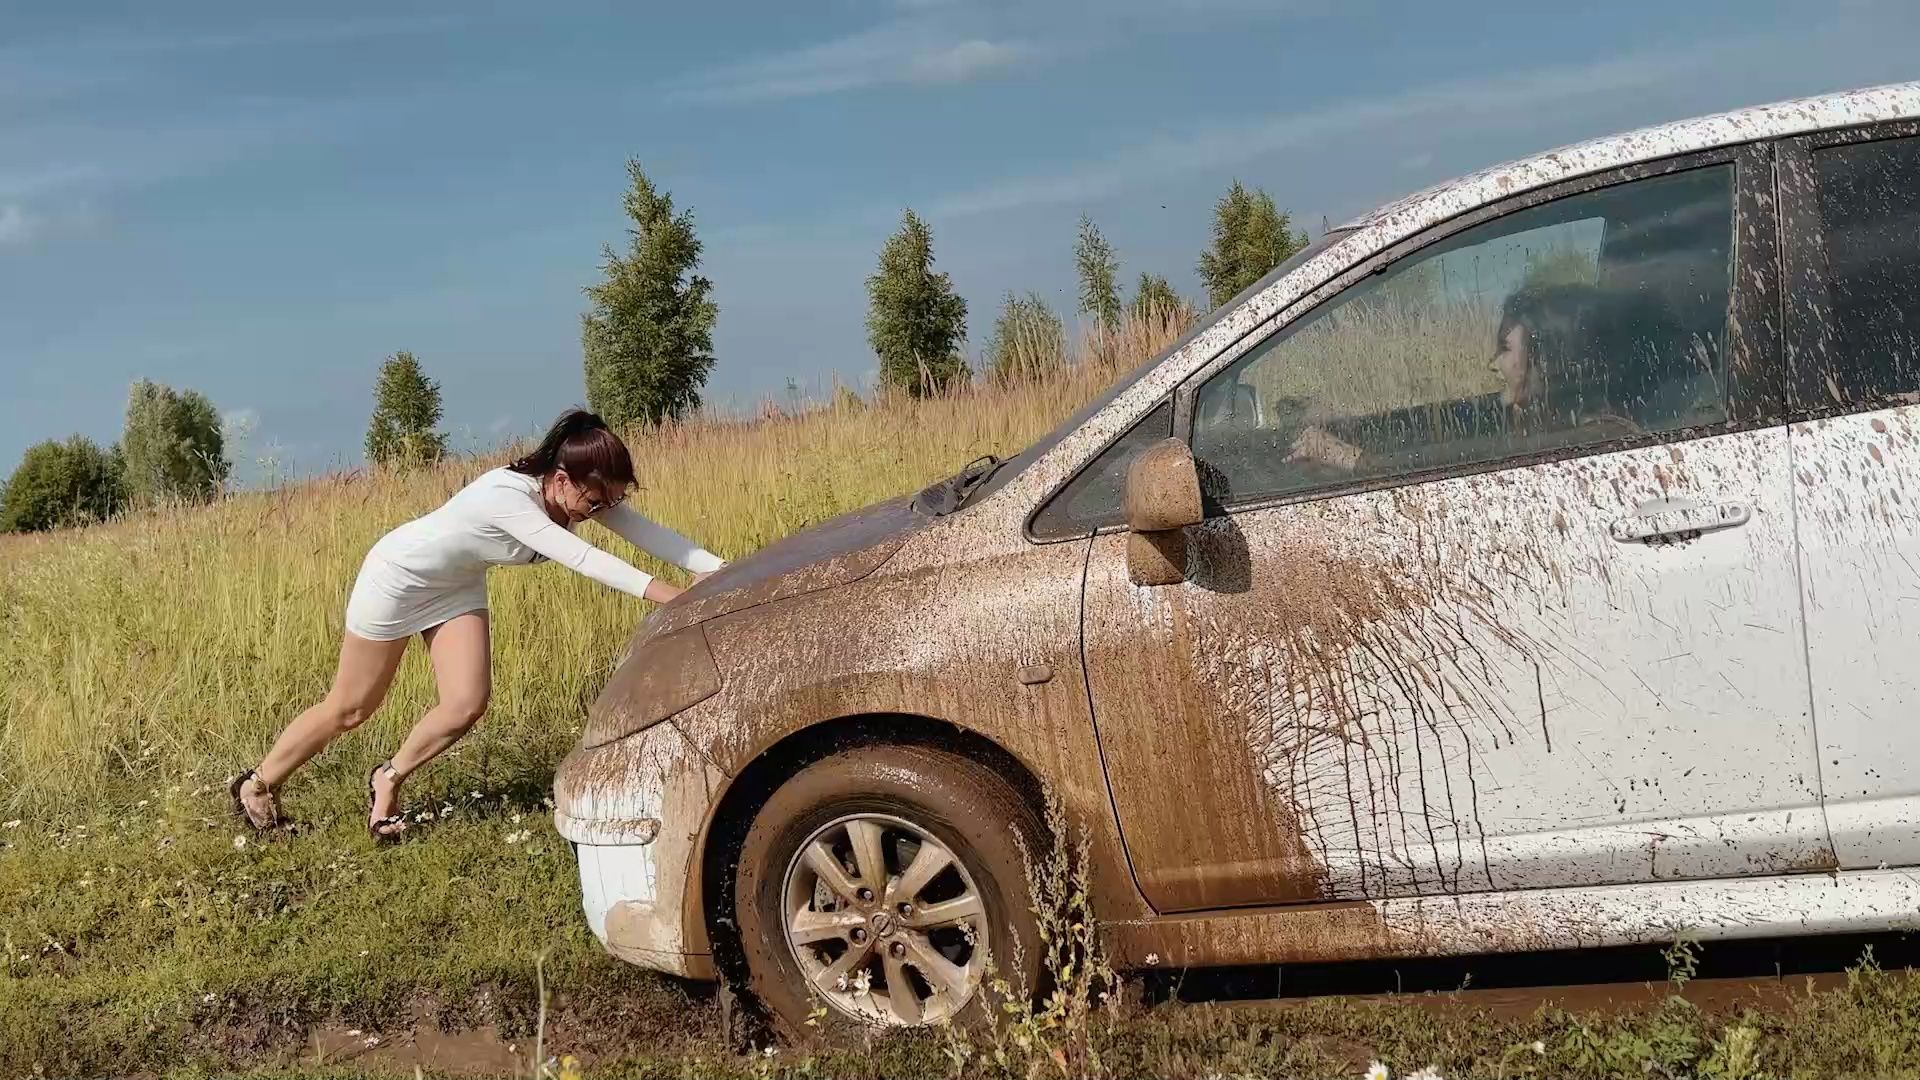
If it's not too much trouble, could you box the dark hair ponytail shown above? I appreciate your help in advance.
[508,408,636,487]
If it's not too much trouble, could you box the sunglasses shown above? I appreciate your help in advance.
[581,485,626,513]
[561,472,628,513]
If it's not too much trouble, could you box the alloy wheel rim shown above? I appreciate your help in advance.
[779,812,989,1026]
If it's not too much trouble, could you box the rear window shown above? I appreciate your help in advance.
[1803,133,1920,409]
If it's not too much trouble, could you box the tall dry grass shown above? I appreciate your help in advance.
[1243,288,1502,416]
[0,309,1193,819]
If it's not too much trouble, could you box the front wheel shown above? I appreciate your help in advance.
[733,744,1045,1036]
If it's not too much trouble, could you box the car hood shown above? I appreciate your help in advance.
[632,493,929,644]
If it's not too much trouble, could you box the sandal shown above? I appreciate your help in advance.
[229,769,281,831]
[367,761,407,844]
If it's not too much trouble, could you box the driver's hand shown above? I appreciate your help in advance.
[1286,425,1364,471]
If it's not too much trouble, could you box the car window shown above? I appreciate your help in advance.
[1802,134,1920,410]
[972,230,1354,513]
[1028,399,1173,539]
[1191,165,1735,510]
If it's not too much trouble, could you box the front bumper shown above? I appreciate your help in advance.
[552,718,724,981]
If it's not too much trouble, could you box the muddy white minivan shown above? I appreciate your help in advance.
[554,81,1920,1034]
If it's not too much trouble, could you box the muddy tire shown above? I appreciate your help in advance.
[733,745,1046,1038]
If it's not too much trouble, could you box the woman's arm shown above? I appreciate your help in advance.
[593,503,726,574]
[490,493,679,603]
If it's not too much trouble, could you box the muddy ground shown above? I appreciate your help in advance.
[200,929,1920,1076]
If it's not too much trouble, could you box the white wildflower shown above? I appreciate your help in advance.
[347,1028,361,1037]
[78,879,91,888]
[364,1036,379,1047]
[136,800,149,809]
[1364,1063,1390,1080]
[505,829,531,845]
[1144,952,1159,966]
[232,835,247,850]
[1532,1040,1545,1055]
[360,950,370,958]
[470,791,482,799]
[763,1047,777,1058]
[2,821,20,829]
[202,993,217,1004]
[1406,1068,1443,1080]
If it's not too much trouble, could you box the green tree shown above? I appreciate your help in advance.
[865,208,969,396]
[1130,273,1186,324]
[120,379,228,506]
[1197,180,1309,310]
[1074,213,1121,331]
[984,290,1066,384]
[0,435,125,533]
[365,350,448,468]
[582,159,718,429]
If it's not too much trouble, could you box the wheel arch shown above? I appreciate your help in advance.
[690,712,1051,991]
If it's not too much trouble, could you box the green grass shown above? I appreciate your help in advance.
[0,795,715,1076]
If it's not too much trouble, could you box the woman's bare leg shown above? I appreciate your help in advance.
[370,611,492,834]
[239,630,410,826]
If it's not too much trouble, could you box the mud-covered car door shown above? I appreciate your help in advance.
[1056,148,1833,913]
[1777,123,1920,871]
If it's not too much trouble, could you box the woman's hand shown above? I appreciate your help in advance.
[644,578,685,606]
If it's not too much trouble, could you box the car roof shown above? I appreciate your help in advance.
[1337,80,1920,236]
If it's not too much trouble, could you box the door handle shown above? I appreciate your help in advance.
[1608,498,1751,545]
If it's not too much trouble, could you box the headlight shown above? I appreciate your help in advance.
[580,624,721,749]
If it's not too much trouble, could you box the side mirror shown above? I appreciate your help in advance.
[1124,438,1203,587]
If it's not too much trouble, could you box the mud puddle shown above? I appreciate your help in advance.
[302,1023,524,1076]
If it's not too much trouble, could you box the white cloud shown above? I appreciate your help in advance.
[920,31,1790,219]
[221,408,261,447]
[0,204,31,245]
[663,0,1325,106]
[907,39,1031,83]
[667,20,1035,104]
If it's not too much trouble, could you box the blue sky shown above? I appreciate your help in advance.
[3,0,1915,485]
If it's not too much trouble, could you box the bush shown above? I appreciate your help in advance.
[0,435,124,533]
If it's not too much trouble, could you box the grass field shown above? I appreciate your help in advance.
[8,309,1920,1079]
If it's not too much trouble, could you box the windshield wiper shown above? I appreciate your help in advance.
[913,454,1004,516]
[953,454,1004,507]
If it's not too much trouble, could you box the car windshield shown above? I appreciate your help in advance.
[932,227,1355,515]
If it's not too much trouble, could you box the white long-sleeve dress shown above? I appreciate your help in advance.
[343,465,724,641]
